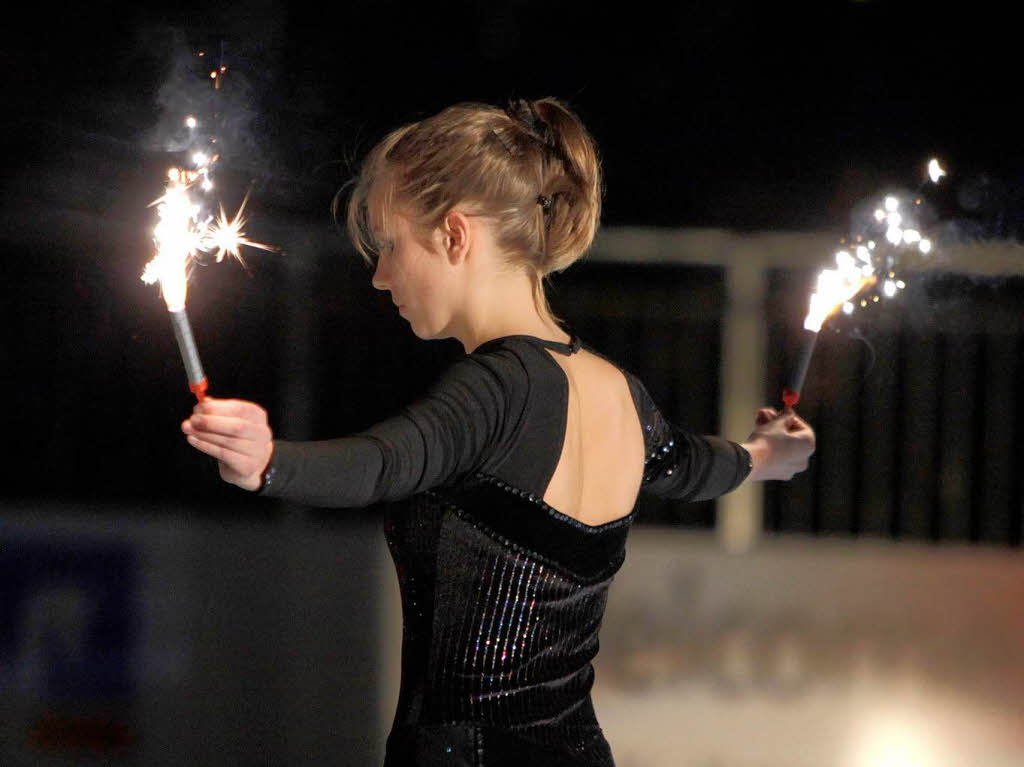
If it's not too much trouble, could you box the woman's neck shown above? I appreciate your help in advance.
[454,273,569,353]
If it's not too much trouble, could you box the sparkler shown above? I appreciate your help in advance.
[781,158,945,408]
[142,109,272,401]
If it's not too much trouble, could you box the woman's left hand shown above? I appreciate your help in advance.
[741,407,816,481]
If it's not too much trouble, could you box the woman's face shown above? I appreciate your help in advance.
[371,211,459,340]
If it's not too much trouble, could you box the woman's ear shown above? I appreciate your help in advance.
[441,209,471,266]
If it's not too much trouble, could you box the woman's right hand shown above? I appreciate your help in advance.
[181,397,274,491]
[741,407,816,481]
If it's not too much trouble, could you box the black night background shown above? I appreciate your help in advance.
[4,1,1022,511]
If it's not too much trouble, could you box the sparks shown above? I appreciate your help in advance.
[207,193,275,264]
[142,156,271,312]
[803,252,876,332]
[927,157,946,183]
[798,159,948,334]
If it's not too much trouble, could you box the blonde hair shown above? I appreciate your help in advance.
[338,98,603,318]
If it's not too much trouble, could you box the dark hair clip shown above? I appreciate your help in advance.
[537,194,553,212]
[505,98,556,152]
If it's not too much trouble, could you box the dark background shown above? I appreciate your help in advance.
[2,0,1023,540]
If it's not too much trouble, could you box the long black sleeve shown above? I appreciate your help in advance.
[259,348,528,508]
[625,371,751,501]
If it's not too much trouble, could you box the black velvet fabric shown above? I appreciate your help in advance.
[382,489,623,767]
[385,721,614,767]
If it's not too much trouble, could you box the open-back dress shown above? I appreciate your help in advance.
[259,334,751,766]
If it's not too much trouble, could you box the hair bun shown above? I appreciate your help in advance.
[505,99,556,150]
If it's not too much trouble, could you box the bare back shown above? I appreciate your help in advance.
[541,348,647,527]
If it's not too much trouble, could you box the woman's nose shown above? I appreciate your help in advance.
[371,258,389,291]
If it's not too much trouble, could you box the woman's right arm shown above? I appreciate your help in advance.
[183,398,393,505]
[181,348,522,507]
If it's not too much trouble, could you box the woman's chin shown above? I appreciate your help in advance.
[409,322,451,342]
[406,319,431,340]
[400,309,452,342]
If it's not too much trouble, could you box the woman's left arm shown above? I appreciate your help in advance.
[740,407,816,481]
[631,373,814,501]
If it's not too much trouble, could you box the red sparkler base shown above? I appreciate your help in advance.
[781,387,801,409]
[189,378,209,402]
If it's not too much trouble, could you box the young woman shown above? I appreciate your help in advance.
[181,98,815,766]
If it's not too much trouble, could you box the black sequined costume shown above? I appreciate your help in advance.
[260,335,751,766]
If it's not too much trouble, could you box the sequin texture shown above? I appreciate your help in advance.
[382,482,628,766]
